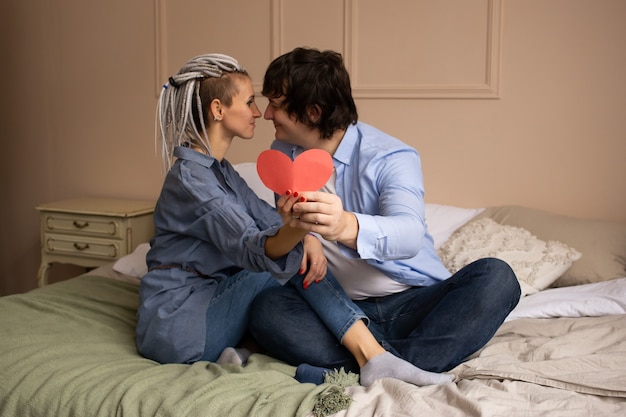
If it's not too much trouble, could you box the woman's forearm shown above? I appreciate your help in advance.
[264,225,308,260]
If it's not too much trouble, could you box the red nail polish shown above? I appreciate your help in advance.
[300,197,306,202]
[299,268,304,275]
[303,281,309,289]
[293,192,299,198]
[285,190,291,196]
[315,279,321,283]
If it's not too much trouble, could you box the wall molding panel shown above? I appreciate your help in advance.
[156,0,503,99]
[154,0,270,96]
[270,0,283,60]
[345,0,502,99]
[155,0,167,97]
[272,0,502,99]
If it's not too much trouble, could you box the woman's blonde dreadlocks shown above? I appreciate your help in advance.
[156,54,247,171]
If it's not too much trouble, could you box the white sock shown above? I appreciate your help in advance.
[216,347,251,365]
[360,352,454,387]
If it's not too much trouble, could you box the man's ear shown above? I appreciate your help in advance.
[306,104,322,124]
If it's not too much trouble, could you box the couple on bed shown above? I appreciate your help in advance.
[136,48,521,387]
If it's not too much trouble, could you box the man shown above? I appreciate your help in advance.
[249,47,521,383]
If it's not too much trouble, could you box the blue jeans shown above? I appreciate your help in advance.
[247,270,369,370]
[288,270,369,340]
[201,270,280,362]
[249,258,521,373]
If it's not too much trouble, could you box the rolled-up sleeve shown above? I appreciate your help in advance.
[349,150,427,261]
[151,148,302,284]
[200,200,302,284]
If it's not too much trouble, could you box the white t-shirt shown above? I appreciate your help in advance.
[318,172,410,300]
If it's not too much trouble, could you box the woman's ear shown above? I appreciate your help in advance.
[306,104,322,124]
[210,99,223,122]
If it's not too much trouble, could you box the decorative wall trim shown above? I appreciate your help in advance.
[344,0,502,99]
[155,0,266,95]
[270,0,283,60]
[272,0,502,99]
[154,0,166,97]
[159,0,503,99]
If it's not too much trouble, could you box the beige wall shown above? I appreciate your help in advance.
[1,0,625,295]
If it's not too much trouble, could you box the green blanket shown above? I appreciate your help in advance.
[0,275,344,417]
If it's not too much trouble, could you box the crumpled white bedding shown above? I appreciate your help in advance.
[320,278,626,417]
[326,313,626,417]
[332,376,626,417]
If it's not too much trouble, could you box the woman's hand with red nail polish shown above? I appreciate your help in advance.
[300,233,327,288]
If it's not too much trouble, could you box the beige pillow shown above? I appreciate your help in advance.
[438,218,581,296]
[472,206,626,287]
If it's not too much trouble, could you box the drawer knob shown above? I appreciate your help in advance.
[73,242,90,251]
[73,221,89,229]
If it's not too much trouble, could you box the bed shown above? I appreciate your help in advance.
[1,163,625,417]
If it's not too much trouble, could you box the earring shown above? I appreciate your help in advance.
[214,116,222,121]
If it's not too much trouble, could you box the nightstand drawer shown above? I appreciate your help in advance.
[36,198,155,286]
[44,234,120,259]
[43,213,122,239]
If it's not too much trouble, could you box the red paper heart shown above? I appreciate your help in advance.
[256,149,334,195]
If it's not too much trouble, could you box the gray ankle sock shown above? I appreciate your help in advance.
[360,352,454,387]
[216,347,251,365]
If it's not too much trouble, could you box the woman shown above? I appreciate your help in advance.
[135,54,451,387]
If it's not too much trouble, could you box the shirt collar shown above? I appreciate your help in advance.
[272,122,359,167]
[332,123,358,166]
[173,145,218,169]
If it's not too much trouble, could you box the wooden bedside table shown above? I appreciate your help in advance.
[36,198,155,287]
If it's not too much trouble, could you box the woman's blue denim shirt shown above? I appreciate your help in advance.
[136,146,303,363]
[146,146,302,283]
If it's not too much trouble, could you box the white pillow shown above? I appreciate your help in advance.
[425,204,484,248]
[112,243,150,278]
[438,218,582,296]
[234,162,275,206]
[505,277,626,321]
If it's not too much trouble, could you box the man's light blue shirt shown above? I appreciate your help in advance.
[272,122,451,287]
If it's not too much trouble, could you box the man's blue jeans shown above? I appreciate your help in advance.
[249,257,521,373]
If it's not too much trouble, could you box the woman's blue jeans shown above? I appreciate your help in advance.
[249,257,521,373]
[201,270,279,362]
